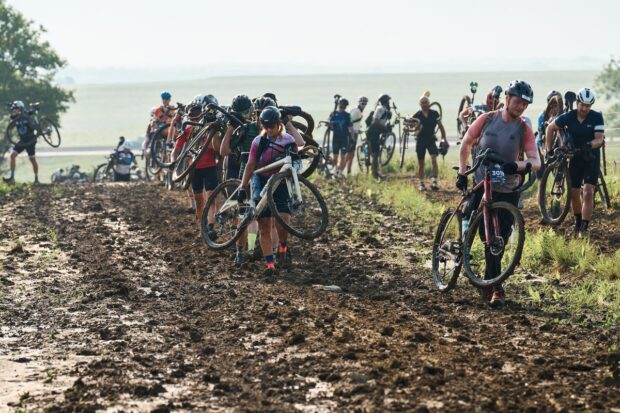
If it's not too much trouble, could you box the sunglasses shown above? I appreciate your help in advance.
[264,123,278,130]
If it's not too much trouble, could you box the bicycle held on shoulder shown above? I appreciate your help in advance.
[432,148,535,292]
[5,102,61,148]
[201,145,329,249]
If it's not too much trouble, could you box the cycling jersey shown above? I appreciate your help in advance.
[554,110,604,147]
[331,111,352,140]
[350,107,363,133]
[13,114,36,143]
[230,121,260,155]
[154,105,176,125]
[412,109,440,141]
[249,132,297,177]
[115,151,135,175]
[467,110,536,193]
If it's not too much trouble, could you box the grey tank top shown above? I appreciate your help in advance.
[474,111,524,193]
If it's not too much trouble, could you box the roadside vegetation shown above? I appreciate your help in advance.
[346,152,620,327]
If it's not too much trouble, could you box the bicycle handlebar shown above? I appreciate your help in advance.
[206,103,245,127]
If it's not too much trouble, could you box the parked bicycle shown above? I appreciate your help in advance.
[5,102,61,148]
[201,145,329,249]
[51,165,88,184]
[432,148,534,291]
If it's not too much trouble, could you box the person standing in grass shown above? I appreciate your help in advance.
[346,96,368,175]
[411,94,448,191]
[367,94,392,181]
[330,98,355,178]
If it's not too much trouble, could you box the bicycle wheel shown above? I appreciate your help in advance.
[538,161,571,225]
[5,120,36,146]
[429,102,443,136]
[356,144,370,174]
[150,124,173,168]
[399,131,408,169]
[173,127,215,182]
[93,163,114,183]
[432,208,463,291]
[463,202,525,288]
[39,117,61,147]
[268,170,329,239]
[457,96,471,138]
[322,128,331,159]
[380,132,396,166]
[201,179,247,249]
[595,172,611,209]
[297,145,320,178]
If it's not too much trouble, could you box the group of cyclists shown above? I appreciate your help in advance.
[2,78,607,306]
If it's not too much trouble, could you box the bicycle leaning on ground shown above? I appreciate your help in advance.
[201,144,329,249]
[431,148,535,291]
[93,137,146,182]
[5,102,61,148]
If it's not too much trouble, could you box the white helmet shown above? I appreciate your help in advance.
[193,95,204,105]
[10,101,25,110]
[576,88,595,105]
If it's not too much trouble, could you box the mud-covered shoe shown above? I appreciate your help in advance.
[186,206,196,214]
[276,248,292,269]
[418,183,426,191]
[234,251,248,267]
[2,177,15,185]
[490,290,506,308]
[479,286,493,303]
[430,182,439,191]
[263,262,277,277]
[249,247,262,262]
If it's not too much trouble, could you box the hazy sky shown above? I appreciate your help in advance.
[7,0,620,81]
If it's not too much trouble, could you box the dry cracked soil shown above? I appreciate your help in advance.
[0,180,619,412]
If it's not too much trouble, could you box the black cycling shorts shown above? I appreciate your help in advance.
[13,141,36,157]
[255,175,291,219]
[415,137,438,160]
[192,166,219,193]
[332,134,349,155]
[569,150,600,188]
[114,172,130,182]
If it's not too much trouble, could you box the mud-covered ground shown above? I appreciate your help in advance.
[0,180,619,412]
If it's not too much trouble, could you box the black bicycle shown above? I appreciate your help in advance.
[5,102,61,148]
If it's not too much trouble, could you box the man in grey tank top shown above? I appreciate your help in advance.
[456,80,541,308]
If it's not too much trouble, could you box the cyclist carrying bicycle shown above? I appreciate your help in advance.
[457,80,540,307]
[237,106,305,276]
[367,94,392,180]
[458,86,503,133]
[545,87,605,236]
[535,91,563,179]
[154,91,177,127]
[220,95,262,266]
[114,140,138,182]
[346,96,368,175]
[412,94,448,191]
[3,101,39,184]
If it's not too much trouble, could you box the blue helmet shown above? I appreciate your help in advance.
[161,91,171,100]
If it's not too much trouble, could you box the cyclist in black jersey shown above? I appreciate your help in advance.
[3,101,39,184]
[545,87,605,236]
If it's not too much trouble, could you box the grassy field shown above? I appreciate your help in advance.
[56,70,604,148]
[10,155,105,183]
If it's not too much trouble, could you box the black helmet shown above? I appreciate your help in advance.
[259,106,280,128]
[202,94,218,107]
[491,85,503,99]
[254,96,277,111]
[546,90,562,103]
[231,94,252,113]
[187,103,202,119]
[505,80,533,104]
[378,94,391,104]
[263,93,277,104]
[439,141,449,157]
[338,98,349,107]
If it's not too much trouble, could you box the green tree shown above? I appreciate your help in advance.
[0,0,74,167]
[595,57,620,130]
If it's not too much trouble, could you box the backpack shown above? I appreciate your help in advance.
[364,110,375,127]
[476,110,527,160]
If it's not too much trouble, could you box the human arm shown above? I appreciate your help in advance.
[437,119,447,143]
[219,125,235,156]
[285,117,305,147]
[545,120,560,153]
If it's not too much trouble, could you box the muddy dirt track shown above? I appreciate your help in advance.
[0,181,619,412]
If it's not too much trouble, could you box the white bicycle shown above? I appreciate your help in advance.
[201,145,329,249]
